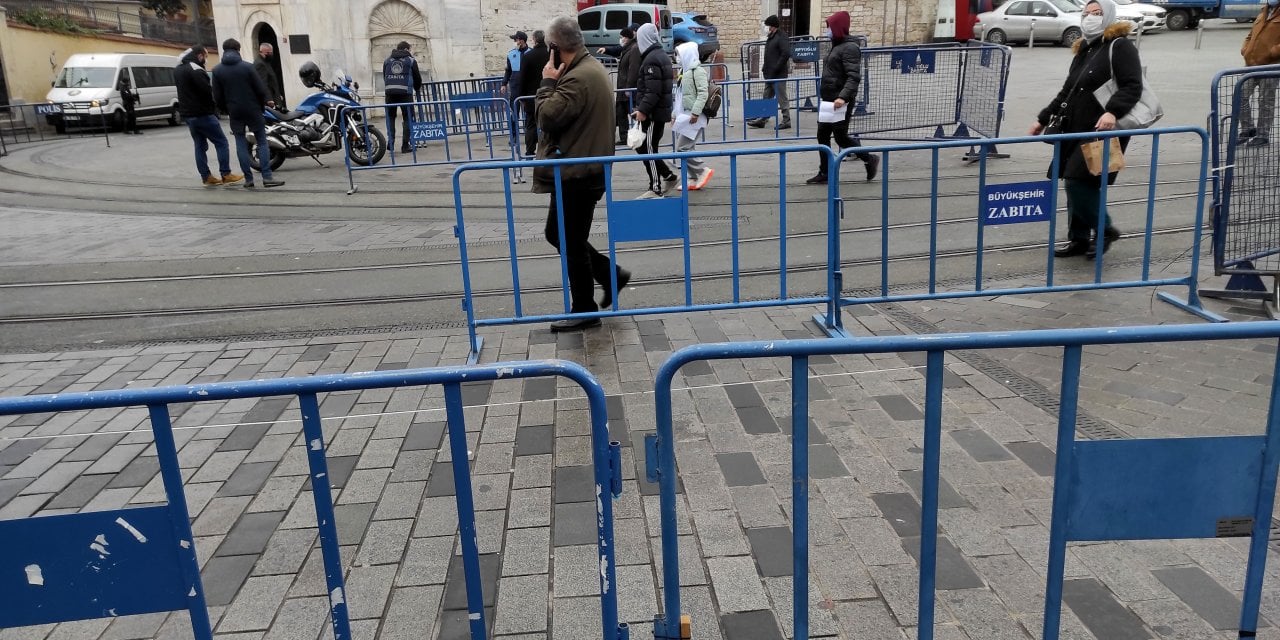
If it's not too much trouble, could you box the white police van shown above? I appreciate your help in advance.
[43,53,181,132]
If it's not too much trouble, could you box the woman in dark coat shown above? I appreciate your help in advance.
[1031,0,1143,259]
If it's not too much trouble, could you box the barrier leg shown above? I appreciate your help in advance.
[1041,346,1083,640]
[443,383,487,640]
[917,351,945,640]
[791,357,810,640]
[298,394,353,640]
[1236,340,1280,635]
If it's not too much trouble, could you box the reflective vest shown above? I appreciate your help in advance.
[383,54,415,94]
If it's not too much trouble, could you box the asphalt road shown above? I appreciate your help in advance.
[0,21,1250,352]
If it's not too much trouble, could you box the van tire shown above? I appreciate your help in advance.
[168,104,180,126]
[111,109,127,132]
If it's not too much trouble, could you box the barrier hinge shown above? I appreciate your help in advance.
[644,434,660,483]
[608,439,623,497]
[835,197,846,220]
[452,225,460,238]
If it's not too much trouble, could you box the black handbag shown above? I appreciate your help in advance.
[1041,46,1105,141]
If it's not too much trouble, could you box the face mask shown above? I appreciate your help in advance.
[823,28,833,38]
[1081,14,1105,37]
[620,37,628,46]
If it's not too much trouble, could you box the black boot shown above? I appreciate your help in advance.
[1054,240,1090,258]
[1086,228,1121,260]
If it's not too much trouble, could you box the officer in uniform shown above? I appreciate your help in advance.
[382,41,423,154]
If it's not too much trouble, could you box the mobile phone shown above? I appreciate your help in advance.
[550,44,562,67]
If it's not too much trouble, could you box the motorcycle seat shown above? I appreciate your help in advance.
[277,109,309,121]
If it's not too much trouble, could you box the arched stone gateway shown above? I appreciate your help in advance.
[369,0,429,92]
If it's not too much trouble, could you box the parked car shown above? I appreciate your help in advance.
[671,12,721,58]
[976,0,1084,45]
[578,3,673,53]
[44,53,181,132]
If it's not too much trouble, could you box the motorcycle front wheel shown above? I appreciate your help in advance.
[249,139,287,172]
[346,126,387,166]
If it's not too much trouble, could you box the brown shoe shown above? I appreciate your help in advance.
[220,173,245,186]
[202,175,221,187]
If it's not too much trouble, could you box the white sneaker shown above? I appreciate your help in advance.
[636,190,663,200]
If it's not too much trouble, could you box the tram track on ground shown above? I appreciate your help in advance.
[0,189,1202,290]
[0,224,1202,324]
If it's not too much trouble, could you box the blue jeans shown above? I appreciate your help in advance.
[231,118,272,182]
[184,115,231,179]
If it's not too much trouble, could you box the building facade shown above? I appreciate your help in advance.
[210,0,572,104]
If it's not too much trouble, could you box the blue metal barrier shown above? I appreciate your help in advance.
[341,97,516,194]
[451,144,839,363]
[1202,66,1280,315]
[649,321,1280,640]
[514,90,638,160]
[0,360,626,640]
[815,126,1224,339]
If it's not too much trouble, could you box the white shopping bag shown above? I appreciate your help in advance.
[626,121,646,150]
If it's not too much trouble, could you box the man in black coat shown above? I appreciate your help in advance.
[213,38,283,188]
[383,41,423,154]
[611,25,641,145]
[631,22,676,198]
[254,43,284,109]
[807,10,877,185]
[175,45,239,186]
[118,71,141,134]
[519,30,550,157]
[750,15,792,130]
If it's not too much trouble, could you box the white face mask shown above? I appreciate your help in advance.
[619,37,628,46]
[1081,14,1105,37]
[823,28,833,38]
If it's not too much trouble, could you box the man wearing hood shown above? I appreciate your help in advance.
[673,41,713,190]
[749,15,792,130]
[533,16,629,331]
[1239,0,1280,146]
[383,41,423,154]
[1032,0,1142,259]
[808,11,877,185]
[632,22,677,198]
[213,39,283,188]
[174,45,241,187]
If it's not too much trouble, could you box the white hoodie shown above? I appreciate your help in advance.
[675,42,708,116]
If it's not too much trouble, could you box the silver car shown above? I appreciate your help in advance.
[976,0,1085,46]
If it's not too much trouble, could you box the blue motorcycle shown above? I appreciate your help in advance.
[248,63,385,171]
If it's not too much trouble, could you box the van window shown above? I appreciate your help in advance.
[632,10,652,25]
[660,11,672,29]
[55,67,116,89]
[134,66,173,88]
[605,10,629,29]
[578,11,601,30]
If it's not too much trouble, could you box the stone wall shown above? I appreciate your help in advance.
[668,0,939,58]
[478,0,574,78]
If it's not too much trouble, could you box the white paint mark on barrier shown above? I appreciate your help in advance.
[468,613,482,621]
[116,517,147,543]
[310,438,323,451]
[90,534,110,557]
[25,564,43,586]
[330,587,345,606]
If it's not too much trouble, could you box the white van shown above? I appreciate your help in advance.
[44,53,181,132]
[578,4,673,53]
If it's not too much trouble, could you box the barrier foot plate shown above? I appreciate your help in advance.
[811,312,853,339]
[1157,292,1229,323]
[466,336,484,365]
[346,184,359,196]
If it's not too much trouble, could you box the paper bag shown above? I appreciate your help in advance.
[1080,138,1124,176]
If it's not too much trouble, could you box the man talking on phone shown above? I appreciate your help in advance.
[533,16,631,332]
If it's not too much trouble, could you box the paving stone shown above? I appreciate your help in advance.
[218,575,295,632]
[1005,441,1056,477]
[763,576,841,639]
[218,461,278,497]
[875,395,925,421]
[381,585,445,640]
[735,406,781,434]
[193,496,252,537]
[745,526,794,577]
[397,535,454,586]
[552,544,600,597]
[494,574,550,635]
[693,510,750,557]
[344,564,398,620]
[806,445,850,479]
[651,534,710,588]
[1152,566,1250,631]
[413,496,459,538]
[730,485,787,528]
[901,535,986,590]
[390,450,433,483]
[871,492,923,537]
[1061,578,1153,640]
[99,611,168,640]
[552,465,596,504]
[201,554,259,607]
[939,588,1032,640]
[550,597,599,640]
[515,424,554,456]
[509,487,552,528]
[217,423,272,452]
[616,563,658,624]
[252,528,316,576]
[503,527,551,576]
[471,473,511,512]
[19,460,91,495]
[707,556,770,612]
[401,421,445,451]
[247,475,306,514]
[334,502,376,546]
[718,452,768,487]
[336,468,391,504]
[191,451,250,484]
[355,518,413,566]
[833,599,905,639]
[443,553,501,609]
[260,597,330,640]
[355,438,402,470]
[63,434,126,463]
[949,429,1015,462]
[217,511,287,557]
[898,469,972,509]
[0,438,51,467]
[553,501,597,546]
[720,610,785,640]
[373,480,426,521]
[106,455,159,489]
[44,474,112,510]
[513,454,553,489]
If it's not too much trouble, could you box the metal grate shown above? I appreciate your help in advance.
[1220,70,1280,275]
[852,44,968,138]
[957,45,1010,138]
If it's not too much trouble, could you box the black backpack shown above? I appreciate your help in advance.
[701,79,722,118]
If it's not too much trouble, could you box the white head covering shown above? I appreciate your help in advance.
[676,41,700,71]
[636,23,660,51]
[1083,0,1118,41]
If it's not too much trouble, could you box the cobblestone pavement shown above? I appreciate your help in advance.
[2,257,1280,640]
